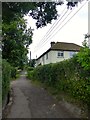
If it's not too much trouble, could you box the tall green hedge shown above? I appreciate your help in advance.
[0,59,2,104]
[2,59,18,100]
[27,56,90,105]
[2,59,11,100]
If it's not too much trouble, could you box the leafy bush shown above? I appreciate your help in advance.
[10,66,17,78]
[27,66,35,80]
[0,59,2,103]
[27,55,90,105]
[2,59,11,100]
[27,66,34,71]
[27,70,34,80]
[77,47,90,71]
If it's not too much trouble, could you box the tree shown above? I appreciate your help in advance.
[77,46,90,71]
[77,36,90,118]
[2,1,84,68]
[2,17,33,69]
[84,33,90,39]
[2,2,79,28]
[2,2,62,68]
[77,35,90,71]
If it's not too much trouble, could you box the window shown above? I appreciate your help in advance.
[46,53,48,59]
[57,51,64,57]
[42,56,44,65]
[69,51,76,58]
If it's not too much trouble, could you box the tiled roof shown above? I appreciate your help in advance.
[51,42,81,51]
[36,42,82,60]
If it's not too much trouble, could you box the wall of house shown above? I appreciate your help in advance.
[50,50,69,63]
[36,50,78,66]
[36,58,41,66]
[36,52,51,66]
[51,50,78,63]
[44,52,52,64]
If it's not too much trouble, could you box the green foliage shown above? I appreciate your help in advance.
[27,55,90,105]
[27,66,35,79]
[2,18,32,68]
[2,2,61,28]
[2,60,11,100]
[10,66,17,79]
[2,2,80,28]
[2,60,19,101]
[29,59,36,67]
[27,70,34,80]
[0,59,2,103]
[2,1,83,69]
[27,66,34,71]
[77,47,90,71]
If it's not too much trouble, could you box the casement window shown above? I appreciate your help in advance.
[42,56,44,61]
[69,51,76,58]
[46,53,48,59]
[57,51,64,57]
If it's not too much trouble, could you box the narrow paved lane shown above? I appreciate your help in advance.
[7,71,77,118]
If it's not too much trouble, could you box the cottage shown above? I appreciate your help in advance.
[36,42,81,66]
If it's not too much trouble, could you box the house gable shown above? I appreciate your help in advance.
[36,42,82,66]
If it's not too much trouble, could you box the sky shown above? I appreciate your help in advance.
[24,1,88,59]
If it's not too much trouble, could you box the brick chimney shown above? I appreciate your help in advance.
[51,42,55,47]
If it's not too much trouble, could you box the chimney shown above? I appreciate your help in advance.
[51,42,55,47]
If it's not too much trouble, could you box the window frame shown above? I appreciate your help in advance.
[69,51,76,58]
[46,53,48,60]
[57,51,64,58]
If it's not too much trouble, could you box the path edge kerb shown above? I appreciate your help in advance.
[2,87,14,118]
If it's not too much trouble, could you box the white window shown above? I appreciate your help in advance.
[57,51,64,57]
[69,51,76,58]
[46,53,48,59]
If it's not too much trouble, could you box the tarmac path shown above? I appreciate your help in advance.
[7,71,77,118]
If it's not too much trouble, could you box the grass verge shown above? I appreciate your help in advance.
[30,79,88,118]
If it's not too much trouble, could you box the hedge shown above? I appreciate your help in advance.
[10,66,17,79]
[27,55,90,105]
[2,59,19,100]
[2,59,11,100]
[0,59,2,104]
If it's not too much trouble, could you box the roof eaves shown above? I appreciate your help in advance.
[36,48,51,60]
[51,49,80,51]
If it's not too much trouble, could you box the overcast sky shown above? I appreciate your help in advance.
[24,1,88,59]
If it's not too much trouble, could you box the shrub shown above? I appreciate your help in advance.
[27,66,35,80]
[77,47,90,71]
[2,59,11,100]
[27,70,34,80]
[10,66,17,78]
[27,67,34,71]
[27,55,90,105]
